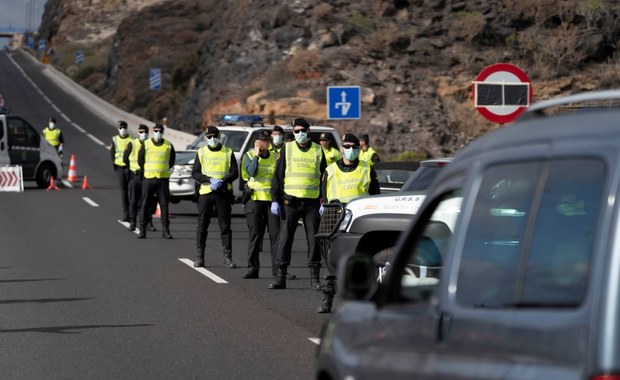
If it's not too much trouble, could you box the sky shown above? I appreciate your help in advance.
[0,0,47,32]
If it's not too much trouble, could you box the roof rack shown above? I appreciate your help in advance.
[521,90,620,120]
[211,114,264,127]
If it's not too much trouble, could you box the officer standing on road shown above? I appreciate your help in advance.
[269,117,326,290]
[241,129,279,279]
[319,133,340,166]
[137,123,175,239]
[111,121,132,222]
[41,117,64,157]
[123,124,156,232]
[359,133,380,166]
[192,126,239,268]
[271,125,285,155]
[317,133,380,313]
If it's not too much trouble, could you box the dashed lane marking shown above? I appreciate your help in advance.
[86,133,105,146]
[178,259,228,284]
[82,197,99,207]
[309,338,321,345]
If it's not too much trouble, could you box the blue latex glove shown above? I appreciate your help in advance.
[270,201,280,216]
[319,205,325,216]
[209,178,223,191]
[209,177,221,185]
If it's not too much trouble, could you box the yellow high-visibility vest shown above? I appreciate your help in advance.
[325,160,371,203]
[113,135,132,167]
[198,145,232,195]
[284,142,322,199]
[128,139,142,172]
[242,150,276,201]
[42,128,61,147]
[360,146,378,166]
[323,146,340,166]
[143,139,172,179]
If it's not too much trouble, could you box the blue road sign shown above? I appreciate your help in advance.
[149,68,161,90]
[75,49,84,65]
[27,36,34,49]
[327,86,361,120]
[38,40,45,52]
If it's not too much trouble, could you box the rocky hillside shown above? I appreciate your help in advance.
[39,0,620,159]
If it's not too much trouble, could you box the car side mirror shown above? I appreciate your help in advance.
[340,255,376,300]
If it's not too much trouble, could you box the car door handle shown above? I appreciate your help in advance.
[437,312,452,343]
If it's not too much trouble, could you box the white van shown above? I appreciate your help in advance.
[0,114,64,188]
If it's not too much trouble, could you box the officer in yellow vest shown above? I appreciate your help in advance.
[319,133,340,166]
[191,125,239,268]
[240,129,279,279]
[269,117,327,290]
[137,123,175,239]
[317,133,380,313]
[111,120,132,222]
[359,133,380,166]
[41,117,64,157]
[270,125,285,155]
[123,124,156,232]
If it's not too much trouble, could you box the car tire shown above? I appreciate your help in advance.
[35,162,56,189]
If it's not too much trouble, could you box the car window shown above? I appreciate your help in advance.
[456,159,604,309]
[189,130,249,152]
[8,117,38,147]
[401,165,443,191]
[174,151,196,165]
[398,190,463,302]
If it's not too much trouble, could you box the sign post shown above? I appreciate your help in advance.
[473,63,532,124]
[327,86,361,120]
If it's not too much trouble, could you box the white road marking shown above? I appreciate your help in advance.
[308,338,321,345]
[118,220,139,235]
[62,114,71,123]
[51,104,60,112]
[178,259,228,284]
[82,197,99,207]
[86,134,105,146]
[72,122,86,133]
[61,180,74,188]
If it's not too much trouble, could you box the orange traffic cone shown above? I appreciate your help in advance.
[67,154,78,182]
[81,176,93,190]
[46,176,60,191]
[154,203,161,218]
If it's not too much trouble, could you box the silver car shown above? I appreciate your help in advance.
[169,150,197,203]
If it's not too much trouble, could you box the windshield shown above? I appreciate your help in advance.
[174,151,196,165]
[188,130,249,152]
[400,165,443,191]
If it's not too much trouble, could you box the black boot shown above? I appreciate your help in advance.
[223,249,237,268]
[310,267,322,291]
[147,220,157,231]
[128,219,136,232]
[269,267,286,289]
[317,276,337,313]
[194,246,205,267]
[162,227,173,239]
[243,267,259,279]
[137,228,146,239]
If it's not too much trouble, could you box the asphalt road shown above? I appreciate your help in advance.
[0,50,330,379]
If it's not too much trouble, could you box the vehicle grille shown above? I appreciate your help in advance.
[315,202,345,239]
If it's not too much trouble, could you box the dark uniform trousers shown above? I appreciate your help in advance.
[196,190,233,250]
[244,199,280,273]
[115,165,130,218]
[275,197,322,269]
[128,171,155,223]
[139,178,170,229]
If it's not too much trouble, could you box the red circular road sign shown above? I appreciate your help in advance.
[473,63,533,124]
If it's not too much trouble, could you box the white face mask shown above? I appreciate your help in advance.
[272,135,283,145]
[207,137,219,148]
[48,122,55,129]
[119,128,128,137]
[294,131,309,144]
[153,131,163,141]
[343,147,360,161]
[139,132,148,141]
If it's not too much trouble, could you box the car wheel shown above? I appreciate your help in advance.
[35,163,56,189]
[170,197,180,204]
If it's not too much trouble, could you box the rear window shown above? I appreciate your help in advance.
[401,165,443,191]
[188,130,248,152]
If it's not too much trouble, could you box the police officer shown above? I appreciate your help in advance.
[269,117,326,290]
[111,121,132,222]
[359,133,380,166]
[241,129,279,279]
[41,117,64,157]
[317,133,380,313]
[137,123,175,239]
[271,125,285,155]
[319,133,340,166]
[123,124,156,232]
[192,125,239,268]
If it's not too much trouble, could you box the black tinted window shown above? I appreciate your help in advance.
[401,166,442,191]
[8,117,38,147]
[456,159,604,309]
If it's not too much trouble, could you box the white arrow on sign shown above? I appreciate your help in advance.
[335,91,351,116]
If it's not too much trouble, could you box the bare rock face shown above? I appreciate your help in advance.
[39,0,620,159]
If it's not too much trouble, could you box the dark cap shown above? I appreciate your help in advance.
[138,124,149,132]
[48,117,56,123]
[153,123,164,132]
[342,133,360,146]
[117,120,128,128]
[360,134,369,142]
[256,129,272,141]
[293,117,310,129]
[319,133,331,141]
[205,125,219,136]
[273,125,284,133]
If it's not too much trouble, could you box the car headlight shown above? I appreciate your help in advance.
[339,209,352,231]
